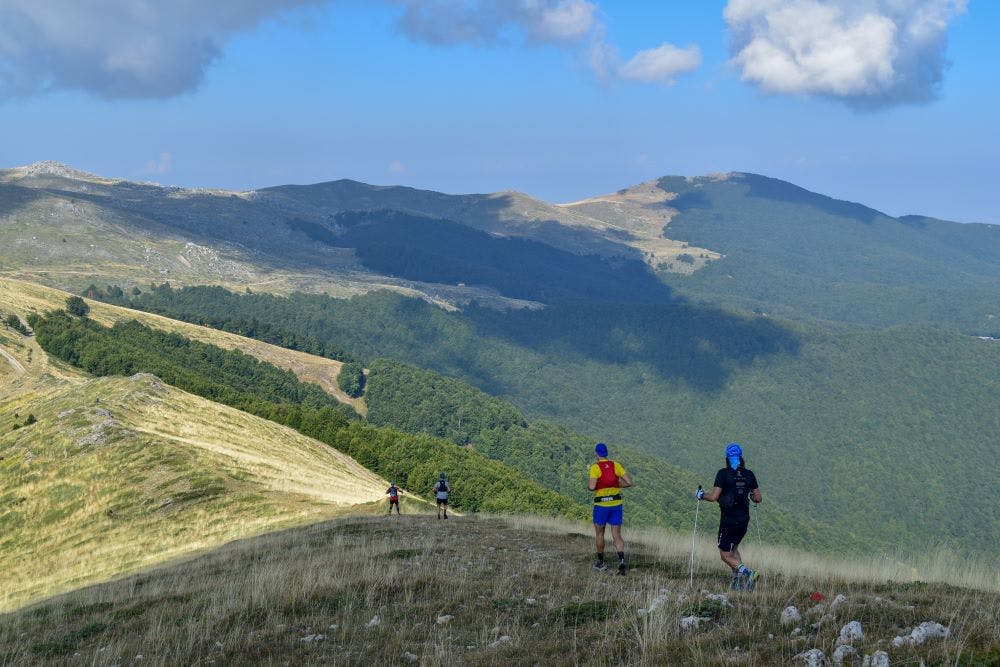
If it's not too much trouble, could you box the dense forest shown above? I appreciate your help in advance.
[83,283,1000,555]
[656,174,1000,335]
[29,309,584,519]
[81,284,867,552]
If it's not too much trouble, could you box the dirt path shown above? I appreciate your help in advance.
[0,346,25,374]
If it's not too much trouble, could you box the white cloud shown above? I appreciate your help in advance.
[395,1,700,85]
[0,0,322,99]
[0,1,702,98]
[620,43,702,84]
[391,0,598,46]
[724,0,967,107]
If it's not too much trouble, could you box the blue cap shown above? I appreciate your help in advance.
[595,442,609,457]
[725,443,743,458]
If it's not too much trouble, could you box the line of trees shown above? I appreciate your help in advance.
[29,309,585,519]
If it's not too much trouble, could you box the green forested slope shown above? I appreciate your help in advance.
[656,174,1000,334]
[99,285,1000,554]
[363,358,858,551]
[29,310,584,520]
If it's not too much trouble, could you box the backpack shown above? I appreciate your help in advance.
[595,460,619,490]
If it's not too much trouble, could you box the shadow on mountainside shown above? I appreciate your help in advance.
[318,210,674,304]
[740,173,887,224]
[26,184,357,274]
[465,300,801,393]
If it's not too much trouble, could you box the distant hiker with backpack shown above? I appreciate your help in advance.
[696,443,762,590]
[588,442,634,575]
[434,473,450,519]
[386,482,401,515]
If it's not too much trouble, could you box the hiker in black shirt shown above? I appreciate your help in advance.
[696,443,762,590]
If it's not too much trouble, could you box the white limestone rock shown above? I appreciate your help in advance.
[892,621,949,647]
[781,606,803,626]
[679,615,711,631]
[794,648,830,666]
[838,620,863,643]
[833,644,859,666]
[862,651,890,667]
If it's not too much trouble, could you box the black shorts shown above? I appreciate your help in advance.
[436,498,448,506]
[717,516,749,553]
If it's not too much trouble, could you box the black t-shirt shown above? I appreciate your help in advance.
[713,467,758,520]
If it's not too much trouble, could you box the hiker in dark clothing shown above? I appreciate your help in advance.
[386,482,401,515]
[696,443,762,590]
[434,473,450,519]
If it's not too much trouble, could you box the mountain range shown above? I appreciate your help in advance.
[2,161,997,581]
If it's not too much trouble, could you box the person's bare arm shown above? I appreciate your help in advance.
[587,477,597,491]
[619,472,634,488]
[751,488,762,503]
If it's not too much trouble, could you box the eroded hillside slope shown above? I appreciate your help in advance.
[0,303,392,611]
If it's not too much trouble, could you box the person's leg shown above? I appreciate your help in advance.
[594,524,606,555]
[610,521,626,574]
[610,524,625,553]
[720,547,741,569]
[437,500,442,519]
[442,500,448,519]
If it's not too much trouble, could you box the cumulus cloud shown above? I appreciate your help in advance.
[724,0,967,107]
[620,43,702,84]
[0,0,322,99]
[0,0,701,98]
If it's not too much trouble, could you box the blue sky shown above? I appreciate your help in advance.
[0,1,997,223]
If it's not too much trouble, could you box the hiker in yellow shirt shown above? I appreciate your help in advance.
[588,442,633,575]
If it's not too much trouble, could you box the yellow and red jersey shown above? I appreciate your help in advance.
[589,458,626,507]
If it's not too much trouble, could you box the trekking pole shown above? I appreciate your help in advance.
[688,486,702,589]
[752,501,764,579]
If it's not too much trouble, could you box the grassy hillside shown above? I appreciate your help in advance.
[1,515,995,665]
[655,173,1000,334]
[0,278,366,413]
[108,285,1000,556]
[0,324,391,611]
[27,308,586,521]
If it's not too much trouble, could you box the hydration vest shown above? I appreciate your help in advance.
[595,460,619,490]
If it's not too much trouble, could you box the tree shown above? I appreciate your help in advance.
[337,361,366,398]
[65,296,90,317]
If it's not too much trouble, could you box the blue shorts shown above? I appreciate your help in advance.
[593,504,623,526]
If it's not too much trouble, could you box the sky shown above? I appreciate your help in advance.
[0,0,997,223]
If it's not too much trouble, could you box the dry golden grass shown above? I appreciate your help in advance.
[0,277,366,413]
[0,293,414,613]
[0,515,995,666]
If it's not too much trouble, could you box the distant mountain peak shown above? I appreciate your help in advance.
[3,160,119,184]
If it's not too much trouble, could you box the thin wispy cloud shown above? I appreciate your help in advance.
[619,43,702,85]
[0,0,322,99]
[724,0,967,108]
[143,152,173,176]
[391,0,599,46]
[392,0,700,85]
